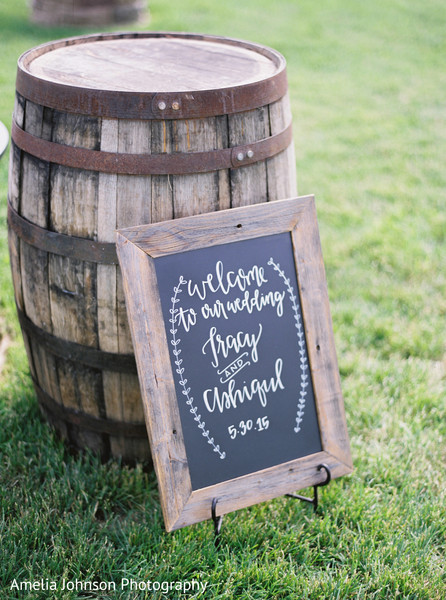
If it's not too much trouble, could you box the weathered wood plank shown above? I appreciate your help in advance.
[49,111,100,238]
[51,357,78,410]
[97,117,119,357]
[48,111,103,448]
[20,240,56,405]
[116,118,152,353]
[216,115,231,211]
[48,255,98,345]
[8,95,27,316]
[291,199,352,468]
[123,196,310,257]
[176,451,349,530]
[7,228,24,312]
[8,94,25,213]
[18,98,56,407]
[114,119,151,458]
[116,234,190,530]
[229,106,269,207]
[55,358,107,454]
[267,94,297,200]
[172,117,219,217]
[20,101,52,376]
[97,118,124,454]
[48,110,100,345]
[32,340,61,405]
[48,255,101,422]
[116,119,152,227]
[21,100,51,227]
[151,120,174,223]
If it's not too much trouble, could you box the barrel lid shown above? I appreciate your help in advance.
[16,32,288,119]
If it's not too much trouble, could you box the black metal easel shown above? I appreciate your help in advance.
[211,497,224,549]
[285,463,331,511]
[211,463,332,547]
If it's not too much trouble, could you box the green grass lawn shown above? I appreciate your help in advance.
[0,0,445,598]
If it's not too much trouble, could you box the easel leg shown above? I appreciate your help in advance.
[210,465,331,547]
[211,498,223,548]
[286,463,332,512]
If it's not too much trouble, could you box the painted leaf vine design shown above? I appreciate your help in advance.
[267,258,309,433]
[169,276,226,459]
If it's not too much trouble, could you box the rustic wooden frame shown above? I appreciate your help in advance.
[116,195,352,532]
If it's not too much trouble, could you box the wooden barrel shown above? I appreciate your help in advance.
[31,0,147,26]
[8,32,297,463]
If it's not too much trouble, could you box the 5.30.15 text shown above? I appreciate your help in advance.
[228,416,269,439]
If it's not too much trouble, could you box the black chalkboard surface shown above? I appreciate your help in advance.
[155,232,321,489]
[117,196,353,532]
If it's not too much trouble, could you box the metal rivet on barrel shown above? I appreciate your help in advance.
[158,101,167,110]
[172,101,180,110]
[236,152,244,161]
[247,150,254,158]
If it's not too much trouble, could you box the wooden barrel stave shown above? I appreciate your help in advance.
[97,116,151,460]
[267,95,298,202]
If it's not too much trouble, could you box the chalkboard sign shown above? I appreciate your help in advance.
[117,196,352,532]
[154,232,322,490]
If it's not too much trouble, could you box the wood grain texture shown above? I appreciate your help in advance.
[49,110,100,239]
[20,100,51,228]
[178,450,348,530]
[48,108,100,349]
[114,118,152,459]
[117,196,352,531]
[229,107,269,207]
[47,109,105,452]
[19,98,56,416]
[267,94,297,200]
[116,234,191,529]
[291,199,352,469]
[151,120,174,224]
[120,197,310,257]
[215,115,231,210]
[25,36,277,93]
[8,95,26,312]
[8,95,25,212]
[172,118,219,218]
[16,33,287,122]
[97,118,119,363]
[97,118,123,455]
[10,98,138,460]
